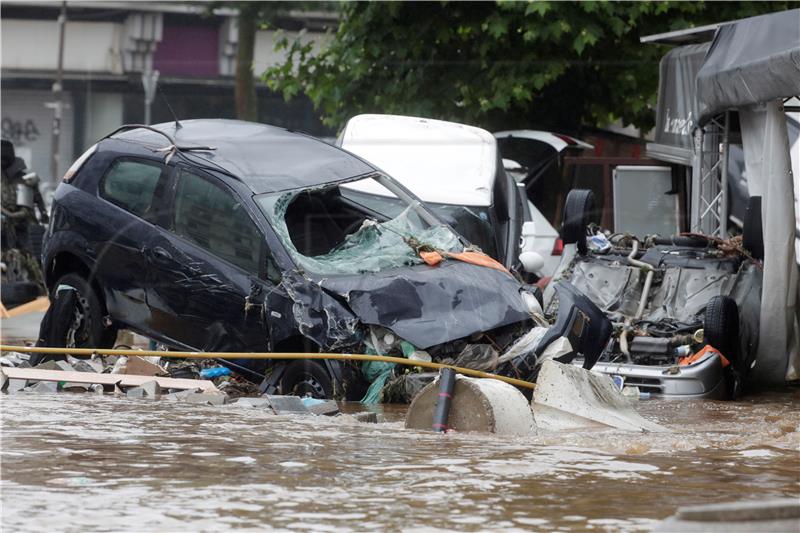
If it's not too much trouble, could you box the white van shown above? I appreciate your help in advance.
[338,114,548,276]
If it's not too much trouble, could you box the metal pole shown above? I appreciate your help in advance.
[432,368,456,432]
[690,128,703,232]
[50,1,67,184]
[718,111,730,238]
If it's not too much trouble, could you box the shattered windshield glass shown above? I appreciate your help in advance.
[256,174,463,275]
[339,188,498,259]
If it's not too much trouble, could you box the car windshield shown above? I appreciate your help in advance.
[339,188,498,259]
[255,174,463,275]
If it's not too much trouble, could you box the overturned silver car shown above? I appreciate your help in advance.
[546,189,765,399]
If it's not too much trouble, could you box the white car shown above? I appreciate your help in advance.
[337,114,547,276]
[495,130,594,277]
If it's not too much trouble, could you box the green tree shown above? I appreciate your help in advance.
[265,1,795,133]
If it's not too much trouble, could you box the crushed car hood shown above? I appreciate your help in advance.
[317,261,531,349]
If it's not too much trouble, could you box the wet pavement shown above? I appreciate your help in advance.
[1,388,798,532]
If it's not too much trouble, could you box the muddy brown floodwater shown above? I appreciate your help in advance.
[1,389,798,532]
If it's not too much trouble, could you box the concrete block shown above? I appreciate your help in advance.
[162,388,202,401]
[532,360,666,432]
[124,356,165,377]
[34,360,74,372]
[183,392,227,406]
[233,397,272,408]
[265,395,310,415]
[25,381,58,394]
[7,379,27,392]
[405,375,535,435]
[70,359,103,373]
[654,498,800,532]
[1,353,30,367]
[61,383,90,392]
[126,380,161,399]
[302,398,340,416]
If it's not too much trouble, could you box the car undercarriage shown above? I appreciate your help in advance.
[546,191,763,399]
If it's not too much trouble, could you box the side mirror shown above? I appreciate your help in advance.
[520,250,544,274]
[519,221,543,273]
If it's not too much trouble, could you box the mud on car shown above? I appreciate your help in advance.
[42,120,610,400]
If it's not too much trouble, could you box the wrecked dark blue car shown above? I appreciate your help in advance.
[42,119,608,399]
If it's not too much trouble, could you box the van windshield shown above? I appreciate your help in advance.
[255,174,463,275]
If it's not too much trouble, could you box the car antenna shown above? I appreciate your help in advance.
[159,85,182,130]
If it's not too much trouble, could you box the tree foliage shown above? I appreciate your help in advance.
[264,1,794,133]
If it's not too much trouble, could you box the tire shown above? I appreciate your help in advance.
[50,273,117,349]
[1,281,41,307]
[704,296,740,366]
[280,360,334,399]
[742,196,764,260]
[562,189,595,255]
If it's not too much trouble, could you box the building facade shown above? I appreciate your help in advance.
[1,1,335,182]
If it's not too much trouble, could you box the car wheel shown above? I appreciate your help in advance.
[51,273,117,349]
[742,196,764,260]
[704,295,740,365]
[562,189,595,255]
[280,360,334,399]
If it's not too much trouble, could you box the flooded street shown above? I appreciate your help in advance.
[2,390,798,532]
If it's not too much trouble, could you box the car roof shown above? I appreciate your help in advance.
[338,114,498,207]
[493,130,594,152]
[111,119,375,194]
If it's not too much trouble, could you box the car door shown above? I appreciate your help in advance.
[92,157,170,322]
[143,166,272,352]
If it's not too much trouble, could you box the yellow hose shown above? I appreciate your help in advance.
[0,344,535,390]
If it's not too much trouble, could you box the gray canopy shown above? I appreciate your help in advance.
[649,43,709,164]
[696,9,800,125]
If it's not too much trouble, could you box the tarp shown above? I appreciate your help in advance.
[696,9,800,125]
[649,43,710,164]
[739,103,799,385]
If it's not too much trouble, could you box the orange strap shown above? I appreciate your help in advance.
[419,251,443,266]
[417,249,509,274]
[679,344,730,368]
[444,251,509,273]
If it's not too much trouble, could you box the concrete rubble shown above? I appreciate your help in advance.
[654,499,800,532]
[0,348,668,432]
[126,380,161,399]
[405,361,667,434]
[0,350,378,424]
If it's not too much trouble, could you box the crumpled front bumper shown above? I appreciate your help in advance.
[589,353,727,399]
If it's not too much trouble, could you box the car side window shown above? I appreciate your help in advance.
[100,159,164,219]
[173,169,265,275]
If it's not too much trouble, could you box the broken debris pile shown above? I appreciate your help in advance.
[0,350,381,423]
